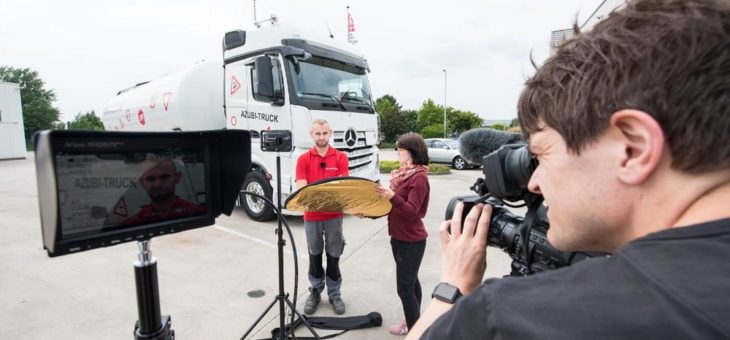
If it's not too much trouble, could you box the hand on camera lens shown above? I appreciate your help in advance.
[438,202,491,295]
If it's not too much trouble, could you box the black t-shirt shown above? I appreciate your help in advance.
[422,218,730,339]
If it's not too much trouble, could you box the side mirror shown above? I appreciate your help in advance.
[223,30,246,51]
[254,56,275,101]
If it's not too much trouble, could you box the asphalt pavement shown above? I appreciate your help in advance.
[0,151,513,339]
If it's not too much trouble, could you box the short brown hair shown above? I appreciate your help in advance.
[311,118,330,130]
[397,133,430,165]
[518,0,730,173]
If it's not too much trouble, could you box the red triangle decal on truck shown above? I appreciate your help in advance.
[113,197,128,217]
[163,92,172,111]
[231,75,241,95]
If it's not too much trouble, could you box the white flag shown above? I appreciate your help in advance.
[347,12,358,44]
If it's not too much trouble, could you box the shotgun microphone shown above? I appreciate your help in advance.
[459,128,522,164]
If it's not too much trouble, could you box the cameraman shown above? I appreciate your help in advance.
[408,0,730,339]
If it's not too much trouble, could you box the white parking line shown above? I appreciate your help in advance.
[212,224,307,260]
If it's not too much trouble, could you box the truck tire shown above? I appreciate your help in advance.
[241,171,275,221]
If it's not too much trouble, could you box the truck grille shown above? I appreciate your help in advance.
[333,130,375,173]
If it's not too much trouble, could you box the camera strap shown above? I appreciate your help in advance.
[520,196,544,275]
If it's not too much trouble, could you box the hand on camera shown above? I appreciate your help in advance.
[438,202,491,295]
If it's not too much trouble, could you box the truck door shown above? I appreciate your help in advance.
[245,54,291,135]
[238,53,293,221]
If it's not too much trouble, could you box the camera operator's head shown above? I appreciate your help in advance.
[516,0,730,253]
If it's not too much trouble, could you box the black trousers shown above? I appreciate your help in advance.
[390,238,427,329]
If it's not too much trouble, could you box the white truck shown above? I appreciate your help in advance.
[102,23,381,221]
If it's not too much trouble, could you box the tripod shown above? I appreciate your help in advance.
[240,154,320,340]
[133,240,174,340]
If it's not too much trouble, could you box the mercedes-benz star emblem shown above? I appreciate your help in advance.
[345,129,357,147]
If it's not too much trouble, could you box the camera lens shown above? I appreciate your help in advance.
[487,206,523,250]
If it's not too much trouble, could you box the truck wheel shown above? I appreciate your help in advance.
[452,156,467,170]
[241,171,275,221]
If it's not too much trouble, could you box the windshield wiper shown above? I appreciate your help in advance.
[298,92,347,110]
[341,95,375,113]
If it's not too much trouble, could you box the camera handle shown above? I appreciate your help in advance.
[133,240,174,340]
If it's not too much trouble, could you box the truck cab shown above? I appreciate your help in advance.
[222,24,380,221]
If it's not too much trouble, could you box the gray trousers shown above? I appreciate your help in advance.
[304,218,345,299]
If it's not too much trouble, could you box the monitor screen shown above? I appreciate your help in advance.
[54,149,209,241]
[33,129,261,257]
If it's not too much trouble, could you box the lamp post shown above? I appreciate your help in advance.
[442,69,447,138]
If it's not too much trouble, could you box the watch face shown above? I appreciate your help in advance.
[434,283,460,303]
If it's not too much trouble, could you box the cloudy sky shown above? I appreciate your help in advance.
[1,0,609,123]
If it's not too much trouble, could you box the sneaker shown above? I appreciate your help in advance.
[389,321,408,335]
[330,297,346,315]
[303,293,321,315]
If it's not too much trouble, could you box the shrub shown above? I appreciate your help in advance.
[379,160,451,175]
[428,163,450,174]
[379,160,400,173]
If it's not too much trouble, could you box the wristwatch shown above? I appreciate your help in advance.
[432,282,462,304]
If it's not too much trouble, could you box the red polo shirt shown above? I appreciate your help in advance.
[296,146,349,221]
[122,196,206,225]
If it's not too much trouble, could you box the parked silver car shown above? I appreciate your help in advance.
[425,138,480,170]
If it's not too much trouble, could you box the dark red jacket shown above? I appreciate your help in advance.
[388,172,429,242]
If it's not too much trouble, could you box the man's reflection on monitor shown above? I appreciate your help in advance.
[122,155,206,226]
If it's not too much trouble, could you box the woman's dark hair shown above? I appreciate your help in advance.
[396,133,429,165]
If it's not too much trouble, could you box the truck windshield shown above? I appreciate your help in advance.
[287,56,374,113]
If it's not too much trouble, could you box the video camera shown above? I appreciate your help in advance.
[445,143,596,276]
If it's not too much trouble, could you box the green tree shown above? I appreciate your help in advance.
[52,121,67,130]
[0,66,61,141]
[417,99,448,135]
[491,123,508,131]
[402,109,418,133]
[509,117,519,128]
[375,94,401,113]
[376,94,409,142]
[448,110,484,134]
[67,110,105,130]
[420,123,445,139]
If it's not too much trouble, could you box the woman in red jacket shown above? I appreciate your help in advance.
[375,133,430,336]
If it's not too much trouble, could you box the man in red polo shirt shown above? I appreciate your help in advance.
[295,118,349,315]
[123,156,205,225]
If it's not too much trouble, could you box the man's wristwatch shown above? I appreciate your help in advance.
[432,282,462,304]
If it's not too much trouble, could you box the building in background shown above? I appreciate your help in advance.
[0,82,26,160]
[550,0,626,55]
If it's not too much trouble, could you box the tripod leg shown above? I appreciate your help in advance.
[240,297,279,340]
[283,298,321,339]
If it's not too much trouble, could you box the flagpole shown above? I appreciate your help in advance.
[253,0,257,25]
